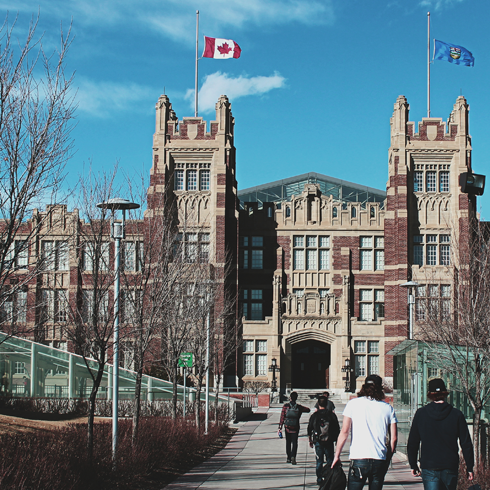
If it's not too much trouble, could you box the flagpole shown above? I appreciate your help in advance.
[195,10,199,117]
[427,11,430,118]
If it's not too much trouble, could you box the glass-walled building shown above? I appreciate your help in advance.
[390,340,488,454]
[0,333,212,402]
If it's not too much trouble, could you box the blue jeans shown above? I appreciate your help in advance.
[348,459,389,490]
[314,442,334,482]
[421,469,458,490]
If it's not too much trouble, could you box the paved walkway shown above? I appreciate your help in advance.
[165,405,424,490]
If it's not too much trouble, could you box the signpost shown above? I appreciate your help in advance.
[178,353,193,417]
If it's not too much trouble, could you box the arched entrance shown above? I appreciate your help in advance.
[291,340,331,389]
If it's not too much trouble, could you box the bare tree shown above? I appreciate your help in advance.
[415,218,490,466]
[0,15,75,338]
[64,170,119,460]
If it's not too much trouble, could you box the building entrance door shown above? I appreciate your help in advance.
[291,340,331,389]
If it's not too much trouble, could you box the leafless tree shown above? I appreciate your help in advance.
[0,15,75,339]
[414,218,490,465]
[64,170,120,460]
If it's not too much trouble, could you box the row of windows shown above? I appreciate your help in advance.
[414,169,450,193]
[10,240,146,273]
[354,340,379,376]
[174,233,210,264]
[174,169,210,191]
[413,235,450,267]
[293,235,330,271]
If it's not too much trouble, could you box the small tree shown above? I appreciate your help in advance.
[64,170,119,460]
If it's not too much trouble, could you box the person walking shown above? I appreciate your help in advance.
[407,378,474,490]
[278,391,310,464]
[331,374,397,490]
[308,395,340,484]
[314,391,335,412]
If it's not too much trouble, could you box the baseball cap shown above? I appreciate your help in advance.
[365,374,382,387]
[428,378,447,393]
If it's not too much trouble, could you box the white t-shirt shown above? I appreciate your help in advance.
[343,396,397,460]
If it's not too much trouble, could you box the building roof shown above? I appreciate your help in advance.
[238,172,386,209]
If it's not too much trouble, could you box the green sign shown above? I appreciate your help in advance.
[178,352,193,368]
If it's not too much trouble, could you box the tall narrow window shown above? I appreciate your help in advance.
[426,172,436,192]
[187,170,197,190]
[200,170,210,190]
[439,171,449,192]
[175,170,184,190]
[414,171,423,192]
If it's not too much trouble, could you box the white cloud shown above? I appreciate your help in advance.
[76,78,154,118]
[419,0,465,10]
[186,71,286,113]
[1,0,335,44]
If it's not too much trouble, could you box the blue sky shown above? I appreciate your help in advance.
[5,0,490,217]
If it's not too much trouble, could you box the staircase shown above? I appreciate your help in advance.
[293,388,341,407]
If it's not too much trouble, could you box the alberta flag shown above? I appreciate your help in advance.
[434,39,474,67]
[203,36,241,59]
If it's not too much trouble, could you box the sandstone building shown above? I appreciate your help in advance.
[0,94,482,396]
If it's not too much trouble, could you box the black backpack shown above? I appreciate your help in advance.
[319,462,346,490]
[311,409,340,444]
[284,403,301,428]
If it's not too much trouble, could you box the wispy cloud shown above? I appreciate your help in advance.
[2,0,335,44]
[186,71,286,113]
[419,0,465,10]
[76,78,154,118]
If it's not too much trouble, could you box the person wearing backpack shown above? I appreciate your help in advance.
[308,395,340,485]
[278,391,310,464]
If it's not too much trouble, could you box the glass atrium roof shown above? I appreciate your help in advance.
[238,172,386,209]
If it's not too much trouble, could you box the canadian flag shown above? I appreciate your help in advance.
[203,36,241,59]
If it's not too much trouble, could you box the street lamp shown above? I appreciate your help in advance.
[97,198,140,463]
[268,358,280,393]
[341,358,352,392]
[400,281,419,340]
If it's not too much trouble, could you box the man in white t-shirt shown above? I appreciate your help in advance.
[331,374,397,490]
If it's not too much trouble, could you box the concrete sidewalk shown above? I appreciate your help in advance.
[165,406,424,489]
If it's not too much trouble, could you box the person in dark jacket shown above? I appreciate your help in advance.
[314,391,335,412]
[278,391,310,464]
[407,378,474,490]
[308,395,340,484]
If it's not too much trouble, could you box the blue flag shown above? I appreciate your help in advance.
[434,39,474,67]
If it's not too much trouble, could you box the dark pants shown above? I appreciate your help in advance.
[285,431,298,459]
[348,459,389,490]
[421,469,458,490]
[314,442,334,482]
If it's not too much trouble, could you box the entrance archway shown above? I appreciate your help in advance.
[291,340,331,389]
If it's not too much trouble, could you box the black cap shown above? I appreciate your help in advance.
[428,378,447,393]
[365,374,382,387]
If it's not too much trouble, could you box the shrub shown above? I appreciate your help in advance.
[0,415,230,489]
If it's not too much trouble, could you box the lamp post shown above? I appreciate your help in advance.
[268,358,280,394]
[341,358,352,392]
[400,281,419,340]
[205,308,210,435]
[97,198,140,463]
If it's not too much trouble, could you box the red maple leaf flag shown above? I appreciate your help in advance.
[203,36,241,59]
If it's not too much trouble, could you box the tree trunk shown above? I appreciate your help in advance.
[172,362,178,419]
[195,382,202,432]
[473,407,482,468]
[132,367,143,445]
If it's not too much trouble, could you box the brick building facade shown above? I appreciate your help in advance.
[0,94,482,395]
